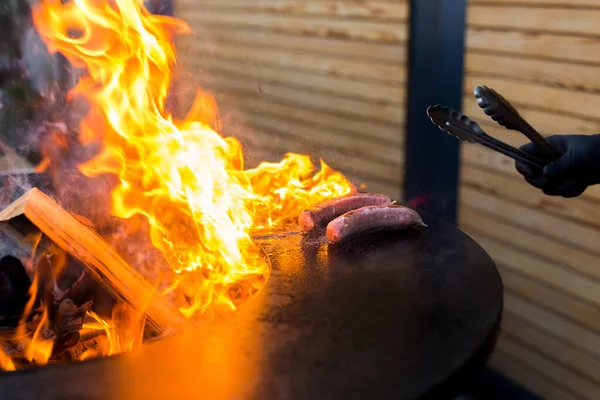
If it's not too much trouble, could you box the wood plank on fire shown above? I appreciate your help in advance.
[0,188,190,334]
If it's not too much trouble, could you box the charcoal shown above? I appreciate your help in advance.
[51,299,93,353]
[0,256,32,327]
[55,332,108,361]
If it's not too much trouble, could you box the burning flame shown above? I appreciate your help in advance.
[0,0,355,371]
[31,0,353,319]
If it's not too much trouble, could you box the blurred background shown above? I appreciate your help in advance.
[1,1,599,399]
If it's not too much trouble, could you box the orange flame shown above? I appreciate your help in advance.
[1,0,355,371]
[31,0,354,323]
[0,348,15,371]
[82,304,144,357]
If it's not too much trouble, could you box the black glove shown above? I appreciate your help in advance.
[515,134,600,198]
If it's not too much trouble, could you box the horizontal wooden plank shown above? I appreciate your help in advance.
[468,5,600,36]
[184,56,406,104]
[466,52,600,92]
[466,28,600,64]
[182,10,408,43]
[250,122,404,178]
[460,186,600,256]
[491,350,581,400]
[213,99,406,162]
[460,166,600,228]
[461,145,600,203]
[225,104,404,167]
[498,266,600,333]
[243,121,404,184]
[504,293,600,359]
[178,0,408,21]
[175,28,405,63]
[462,96,600,135]
[459,207,600,290]
[461,228,600,307]
[178,39,406,85]
[502,312,600,386]
[471,0,600,7]
[464,75,600,121]
[496,335,600,400]
[178,88,404,146]
[197,74,405,126]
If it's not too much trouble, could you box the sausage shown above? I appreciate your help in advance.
[325,205,427,244]
[298,193,391,232]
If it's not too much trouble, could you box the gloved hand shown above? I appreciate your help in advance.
[515,134,600,198]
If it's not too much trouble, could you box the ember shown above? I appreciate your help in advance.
[0,0,356,370]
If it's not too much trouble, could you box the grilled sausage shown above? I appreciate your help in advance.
[298,193,391,232]
[326,205,426,244]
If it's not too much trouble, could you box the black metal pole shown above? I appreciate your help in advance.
[404,0,467,224]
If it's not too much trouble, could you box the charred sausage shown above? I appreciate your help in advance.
[298,193,391,232]
[325,205,426,244]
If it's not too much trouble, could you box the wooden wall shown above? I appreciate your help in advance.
[173,0,408,200]
[460,1,600,398]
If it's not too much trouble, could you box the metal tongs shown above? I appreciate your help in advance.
[427,86,562,168]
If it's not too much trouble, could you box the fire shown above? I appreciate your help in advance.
[0,0,355,370]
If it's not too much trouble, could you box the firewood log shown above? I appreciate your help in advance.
[0,188,190,334]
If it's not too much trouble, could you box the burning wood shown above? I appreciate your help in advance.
[0,188,189,334]
[55,331,109,361]
[0,0,367,372]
